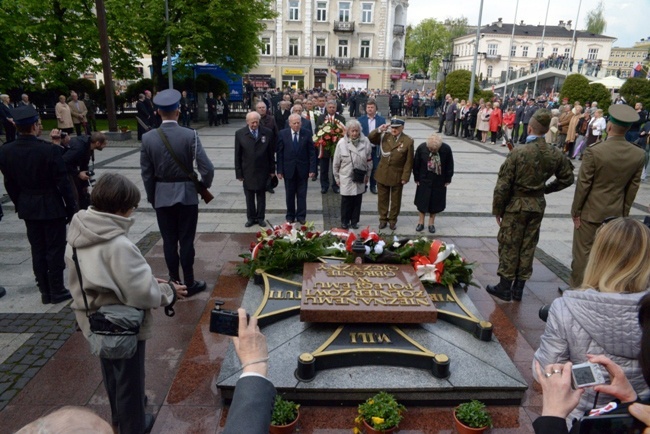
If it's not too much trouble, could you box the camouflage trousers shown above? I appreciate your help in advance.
[497,211,544,281]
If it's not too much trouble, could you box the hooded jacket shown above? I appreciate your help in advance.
[65,207,174,341]
[533,289,648,423]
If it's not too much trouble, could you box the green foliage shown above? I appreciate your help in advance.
[620,77,650,109]
[406,18,450,76]
[356,392,406,431]
[585,0,607,35]
[444,17,469,40]
[125,79,155,103]
[195,74,228,96]
[559,74,592,105]
[455,400,493,429]
[68,79,99,99]
[587,83,612,115]
[271,395,299,426]
[436,70,475,101]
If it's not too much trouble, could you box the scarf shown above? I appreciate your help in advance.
[427,151,441,175]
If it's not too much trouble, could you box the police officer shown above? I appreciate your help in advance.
[368,118,415,231]
[487,109,574,302]
[0,105,77,304]
[140,89,215,296]
[569,104,645,288]
[63,132,108,210]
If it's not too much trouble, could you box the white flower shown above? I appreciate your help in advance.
[328,242,346,251]
[392,242,401,248]
[323,126,331,133]
[374,244,384,255]
[364,245,371,255]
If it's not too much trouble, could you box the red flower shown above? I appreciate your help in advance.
[301,225,308,231]
[266,229,273,236]
[360,227,370,238]
[255,231,262,238]
[306,231,314,238]
[249,241,256,250]
[243,258,250,264]
[267,239,274,247]
[324,135,331,140]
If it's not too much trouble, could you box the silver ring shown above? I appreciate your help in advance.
[552,369,562,375]
[545,372,553,378]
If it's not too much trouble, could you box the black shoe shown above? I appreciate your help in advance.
[50,290,72,304]
[267,188,275,194]
[341,223,349,229]
[244,220,256,227]
[332,186,340,194]
[41,293,51,304]
[185,280,207,297]
[298,220,306,225]
[415,223,424,232]
[258,220,267,227]
[370,185,377,194]
[389,223,397,230]
[144,413,155,433]
[312,175,318,181]
[512,279,525,302]
[486,277,513,301]
[379,222,387,229]
[321,188,328,194]
[428,225,436,234]
[351,223,359,229]
[0,286,5,298]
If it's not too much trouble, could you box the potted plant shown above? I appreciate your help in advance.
[355,391,406,434]
[453,400,493,434]
[270,395,300,434]
[119,125,129,133]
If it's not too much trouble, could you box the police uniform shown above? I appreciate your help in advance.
[0,105,76,304]
[140,89,215,295]
[368,118,414,230]
[488,109,574,302]
[569,104,645,287]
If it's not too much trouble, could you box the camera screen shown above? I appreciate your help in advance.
[574,366,596,385]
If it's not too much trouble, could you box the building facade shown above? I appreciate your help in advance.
[248,0,408,91]
[606,40,650,78]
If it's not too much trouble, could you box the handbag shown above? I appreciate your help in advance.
[72,247,144,360]
[352,167,366,184]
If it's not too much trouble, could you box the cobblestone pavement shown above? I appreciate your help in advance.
[1,113,649,420]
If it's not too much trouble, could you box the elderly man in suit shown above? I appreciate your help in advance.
[277,114,317,224]
[68,91,88,136]
[512,99,525,143]
[140,89,214,296]
[284,104,313,135]
[235,112,275,227]
[444,97,457,136]
[316,101,346,194]
[357,99,386,194]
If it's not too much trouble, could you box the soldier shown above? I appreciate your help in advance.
[487,109,574,302]
[568,104,645,289]
[368,118,414,230]
[0,105,77,304]
[140,89,215,296]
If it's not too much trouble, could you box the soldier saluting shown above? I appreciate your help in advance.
[487,109,574,302]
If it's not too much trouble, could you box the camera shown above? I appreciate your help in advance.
[87,169,96,186]
[60,131,68,139]
[209,301,248,336]
[578,413,646,433]
[539,304,550,322]
[572,362,606,389]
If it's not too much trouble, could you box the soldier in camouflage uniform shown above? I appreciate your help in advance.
[487,109,574,302]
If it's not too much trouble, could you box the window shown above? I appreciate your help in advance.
[487,44,498,56]
[360,40,370,58]
[487,65,493,77]
[315,38,326,57]
[588,48,598,60]
[289,0,299,21]
[316,1,327,21]
[522,46,529,57]
[361,3,373,23]
[552,47,558,55]
[510,45,516,57]
[338,2,350,22]
[261,37,271,56]
[536,46,544,58]
[338,39,348,57]
[289,38,299,56]
[565,48,571,56]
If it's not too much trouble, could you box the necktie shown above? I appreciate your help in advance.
[253,130,258,140]
[293,132,299,151]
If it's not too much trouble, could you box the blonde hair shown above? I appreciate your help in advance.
[581,218,650,293]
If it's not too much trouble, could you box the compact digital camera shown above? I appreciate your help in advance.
[209,301,248,336]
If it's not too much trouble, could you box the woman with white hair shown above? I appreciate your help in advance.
[412,133,454,233]
[545,109,560,146]
[333,119,373,229]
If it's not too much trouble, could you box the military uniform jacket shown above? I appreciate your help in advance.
[571,136,645,223]
[493,137,574,216]
[0,135,76,220]
[140,122,215,209]
[368,129,414,187]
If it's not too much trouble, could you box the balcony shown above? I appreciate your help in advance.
[333,21,355,33]
[486,54,502,61]
[393,24,405,36]
[329,57,355,69]
[391,59,403,68]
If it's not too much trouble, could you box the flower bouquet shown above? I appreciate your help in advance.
[313,119,345,158]
[354,391,406,434]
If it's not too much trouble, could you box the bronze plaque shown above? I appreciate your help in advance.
[300,263,437,323]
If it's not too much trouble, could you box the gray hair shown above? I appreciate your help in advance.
[346,119,362,136]
[288,113,302,123]
[426,133,443,149]
[551,109,560,117]
[326,100,337,108]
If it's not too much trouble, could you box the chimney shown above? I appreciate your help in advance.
[558,20,564,26]
[565,20,572,31]
[520,20,525,26]
[497,17,503,28]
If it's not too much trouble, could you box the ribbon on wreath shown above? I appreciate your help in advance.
[411,240,451,283]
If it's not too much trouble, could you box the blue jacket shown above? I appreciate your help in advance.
[357,114,386,137]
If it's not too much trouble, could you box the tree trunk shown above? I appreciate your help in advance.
[151,53,166,92]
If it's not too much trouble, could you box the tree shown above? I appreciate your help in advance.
[585,1,607,35]
[444,17,469,40]
[435,70,487,101]
[620,77,650,109]
[559,74,592,104]
[587,83,612,115]
[405,19,450,77]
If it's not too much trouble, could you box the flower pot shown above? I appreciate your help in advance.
[120,127,129,133]
[269,409,300,434]
[362,419,396,434]
[453,409,489,434]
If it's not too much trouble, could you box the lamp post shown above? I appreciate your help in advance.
[441,57,452,100]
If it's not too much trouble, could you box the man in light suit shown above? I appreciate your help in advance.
[357,99,386,194]
[68,91,88,136]
[277,114,317,224]
[235,112,275,227]
[140,89,214,296]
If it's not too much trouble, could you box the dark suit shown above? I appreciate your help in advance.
[0,103,15,143]
[0,135,76,300]
[520,104,538,143]
[274,109,290,132]
[140,121,214,283]
[234,126,275,223]
[358,114,386,190]
[223,376,276,434]
[513,104,524,143]
[136,100,149,140]
[206,97,217,126]
[284,117,313,135]
[315,113,346,192]
[277,127,317,222]
[63,135,93,210]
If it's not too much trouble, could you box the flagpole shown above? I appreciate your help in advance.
[532,0,551,98]
[468,0,485,104]
[566,0,583,78]
[503,0,520,102]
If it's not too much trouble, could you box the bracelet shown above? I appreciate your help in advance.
[241,357,270,369]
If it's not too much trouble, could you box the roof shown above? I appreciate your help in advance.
[456,23,616,41]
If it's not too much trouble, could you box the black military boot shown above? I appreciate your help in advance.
[512,279,526,302]
[486,277,513,301]
[36,273,51,304]
[48,271,72,304]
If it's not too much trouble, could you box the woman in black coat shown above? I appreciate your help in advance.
[413,134,454,233]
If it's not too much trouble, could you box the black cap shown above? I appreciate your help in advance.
[153,89,182,112]
[11,105,39,126]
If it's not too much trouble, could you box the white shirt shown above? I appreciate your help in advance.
[367,116,376,132]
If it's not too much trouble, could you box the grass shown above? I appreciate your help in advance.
[41,117,138,132]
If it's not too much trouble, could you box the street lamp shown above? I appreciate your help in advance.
[441,56,453,98]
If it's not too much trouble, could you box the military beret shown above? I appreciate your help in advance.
[153,89,182,112]
[608,104,639,127]
[390,117,405,127]
[11,105,39,126]
[532,108,552,128]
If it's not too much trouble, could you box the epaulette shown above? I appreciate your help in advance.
[588,139,602,148]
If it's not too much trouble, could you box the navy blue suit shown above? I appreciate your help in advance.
[277,127,317,222]
[284,117,313,135]
[357,114,386,189]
